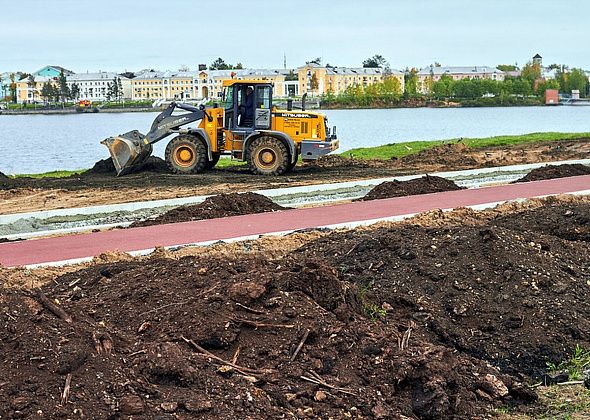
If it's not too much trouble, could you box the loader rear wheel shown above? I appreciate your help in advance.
[165,134,207,174]
[205,153,221,170]
[248,136,289,176]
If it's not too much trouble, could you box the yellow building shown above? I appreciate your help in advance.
[297,63,404,96]
[416,66,505,94]
[16,76,58,103]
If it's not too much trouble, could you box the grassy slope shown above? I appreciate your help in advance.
[341,132,590,160]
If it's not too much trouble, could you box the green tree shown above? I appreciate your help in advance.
[58,70,70,103]
[497,64,517,72]
[363,54,388,68]
[40,81,54,102]
[307,57,321,65]
[27,74,36,102]
[520,61,541,82]
[431,74,455,99]
[512,78,533,96]
[9,73,17,103]
[404,68,418,96]
[234,62,243,69]
[566,68,588,96]
[536,79,560,97]
[209,57,231,70]
[70,83,80,100]
[310,73,319,93]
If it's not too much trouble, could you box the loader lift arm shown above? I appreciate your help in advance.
[102,102,211,175]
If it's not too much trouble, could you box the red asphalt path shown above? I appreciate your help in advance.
[1,174,589,267]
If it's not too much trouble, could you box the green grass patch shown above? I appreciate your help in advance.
[341,132,590,160]
[547,344,590,381]
[12,169,85,179]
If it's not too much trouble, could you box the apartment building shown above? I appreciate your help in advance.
[131,68,296,101]
[66,72,132,101]
[417,66,505,93]
[15,75,56,103]
[297,63,405,96]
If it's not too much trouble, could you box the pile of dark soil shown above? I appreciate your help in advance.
[0,253,533,419]
[299,204,590,379]
[131,192,289,228]
[493,200,590,242]
[313,155,371,168]
[514,163,590,183]
[360,175,464,201]
[82,156,170,177]
[0,171,9,179]
[393,143,479,169]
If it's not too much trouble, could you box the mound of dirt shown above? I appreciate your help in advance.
[493,200,590,242]
[313,155,372,169]
[360,175,464,201]
[514,163,590,183]
[0,253,533,419]
[299,203,590,379]
[131,192,289,227]
[0,171,9,179]
[394,142,479,169]
[82,156,170,177]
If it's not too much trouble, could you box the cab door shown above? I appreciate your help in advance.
[223,85,236,129]
[254,85,272,130]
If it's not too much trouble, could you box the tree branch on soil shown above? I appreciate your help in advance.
[230,317,295,329]
[180,335,275,376]
[35,290,73,323]
[300,370,357,396]
[290,328,310,362]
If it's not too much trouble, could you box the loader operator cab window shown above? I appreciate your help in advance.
[223,86,234,128]
[238,86,254,127]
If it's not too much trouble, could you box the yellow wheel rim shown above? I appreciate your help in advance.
[174,146,195,167]
[261,151,275,164]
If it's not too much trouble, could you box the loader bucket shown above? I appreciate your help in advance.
[101,130,153,176]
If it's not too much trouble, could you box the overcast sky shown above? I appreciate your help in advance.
[2,0,589,73]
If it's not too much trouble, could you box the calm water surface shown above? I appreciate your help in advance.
[1,106,589,174]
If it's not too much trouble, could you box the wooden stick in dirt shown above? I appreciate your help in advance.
[290,329,310,362]
[180,336,274,376]
[235,302,266,315]
[300,370,357,396]
[36,290,73,323]
[230,317,295,329]
[61,373,72,405]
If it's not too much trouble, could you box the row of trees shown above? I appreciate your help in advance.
[322,76,403,107]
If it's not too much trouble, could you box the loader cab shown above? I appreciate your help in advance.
[223,81,273,132]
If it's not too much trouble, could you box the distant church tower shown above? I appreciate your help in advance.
[532,53,542,66]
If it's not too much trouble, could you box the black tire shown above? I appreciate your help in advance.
[286,158,298,172]
[205,153,221,170]
[247,136,290,176]
[165,134,207,174]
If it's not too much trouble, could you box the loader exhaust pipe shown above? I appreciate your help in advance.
[301,93,307,111]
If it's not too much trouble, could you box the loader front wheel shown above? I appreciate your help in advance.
[248,136,289,176]
[165,135,207,174]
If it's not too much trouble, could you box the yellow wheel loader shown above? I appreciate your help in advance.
[102,79,339,176]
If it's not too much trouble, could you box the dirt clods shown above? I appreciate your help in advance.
[360,175,464,201]
[514,163,590,183]
[6,200,590,417]
[131,192,289,227]
[83,156,170,177]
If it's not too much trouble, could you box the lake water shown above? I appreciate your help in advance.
[1,106,590,174]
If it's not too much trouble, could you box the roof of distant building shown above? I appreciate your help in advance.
[34,65,75,76]
[417,66,504,76]
[67,72,128,81]
[533,53,542,59]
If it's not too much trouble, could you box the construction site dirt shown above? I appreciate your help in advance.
[1,138,589,214]
[130,192,289,228]
[2,196,590,418]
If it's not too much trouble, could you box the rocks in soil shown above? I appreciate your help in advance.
[514,163,590,183]
[4,200,590,417]
[360,175,464,201]
[131,192,289,227]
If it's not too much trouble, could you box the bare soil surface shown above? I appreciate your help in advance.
[513,163,590,183]
[131,192,289,228]
[358,175,463,201]
[1,138,589,214]
[4,197,590,418]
